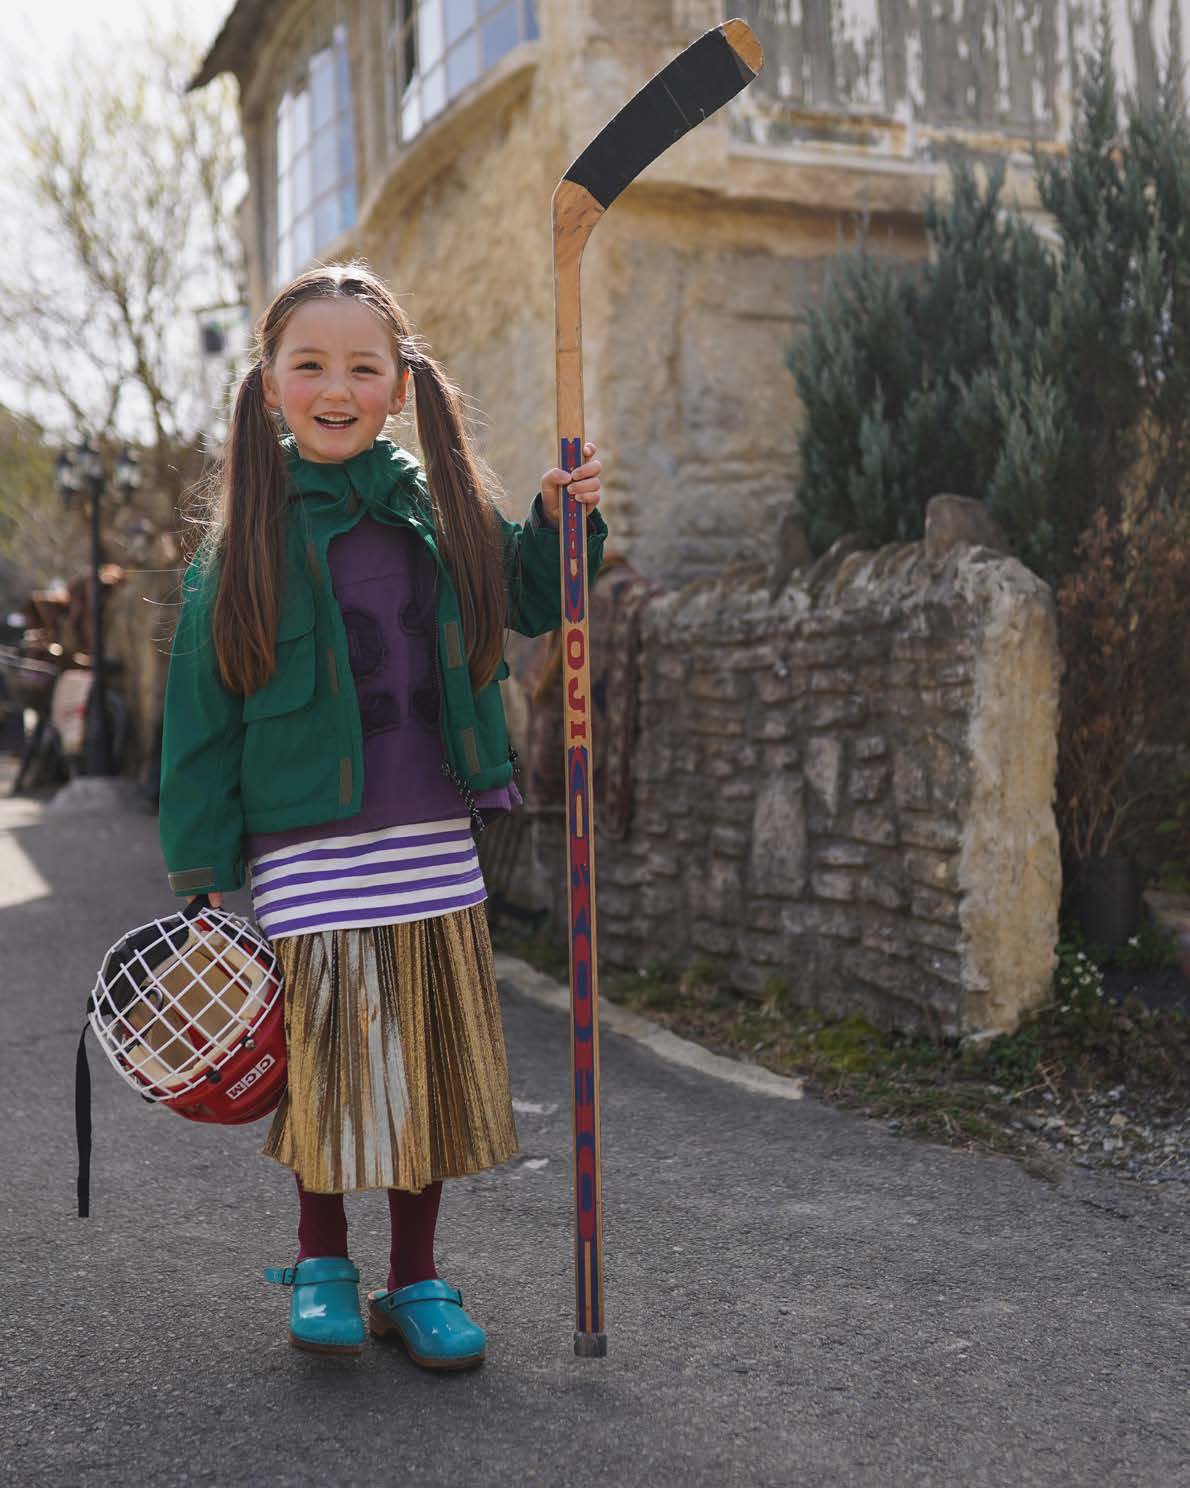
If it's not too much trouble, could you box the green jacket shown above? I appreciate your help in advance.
[159,437,606,896]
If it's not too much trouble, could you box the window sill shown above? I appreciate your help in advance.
[711,108,1049,217]
[357,41,540,230]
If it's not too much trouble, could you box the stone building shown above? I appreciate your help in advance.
[195,0,1185,585]
[193,1,1185,1033]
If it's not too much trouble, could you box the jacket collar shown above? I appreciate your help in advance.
[283,436,428,522]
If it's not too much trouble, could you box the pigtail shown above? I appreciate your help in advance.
[406,351,507,690]
[209,363,291,695]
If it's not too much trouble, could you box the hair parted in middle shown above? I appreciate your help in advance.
[207,260,507,697]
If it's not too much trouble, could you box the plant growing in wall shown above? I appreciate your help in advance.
[1055,497,1190,942]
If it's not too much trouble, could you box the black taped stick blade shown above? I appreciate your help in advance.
[562,20,762,211]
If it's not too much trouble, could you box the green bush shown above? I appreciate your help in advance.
[789,3,1190,589]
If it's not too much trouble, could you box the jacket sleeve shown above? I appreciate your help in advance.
[500,494,608,637]
[158,558,247,895]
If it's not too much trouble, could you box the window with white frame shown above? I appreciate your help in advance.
[389,0,539,145]
[275,22,357,284]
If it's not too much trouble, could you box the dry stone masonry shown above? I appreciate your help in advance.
[592,500,1062,1038]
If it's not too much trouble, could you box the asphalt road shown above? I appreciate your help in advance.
[1,778,1187,1488]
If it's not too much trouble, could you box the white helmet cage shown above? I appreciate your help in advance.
[88,903,282,1102]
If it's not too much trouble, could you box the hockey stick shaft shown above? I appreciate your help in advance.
[552,19,763,1360]
[554,183,606,1357]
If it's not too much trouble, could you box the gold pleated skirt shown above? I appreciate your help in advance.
[262,904,519,1194]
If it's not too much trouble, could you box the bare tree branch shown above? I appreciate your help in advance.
[0,23,244,463]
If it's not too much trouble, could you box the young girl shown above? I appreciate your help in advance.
[159,261,605,1367]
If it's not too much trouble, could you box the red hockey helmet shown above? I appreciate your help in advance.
[88,897,286,1126]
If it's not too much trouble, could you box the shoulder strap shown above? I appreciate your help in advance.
[75,1023,92,1218]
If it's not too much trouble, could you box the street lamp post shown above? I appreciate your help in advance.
[55,440,141,776]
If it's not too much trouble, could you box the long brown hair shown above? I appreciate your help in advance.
[206,262,506,695]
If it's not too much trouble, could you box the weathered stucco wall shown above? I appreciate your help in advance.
[226,0,1185,588]
[539,505,1063,1039]
[734,0,1186,147]
[585,198,926,582]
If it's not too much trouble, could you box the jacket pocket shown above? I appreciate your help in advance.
[242,584,317,721]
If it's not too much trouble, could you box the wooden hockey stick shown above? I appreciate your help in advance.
[552,18,763,1359]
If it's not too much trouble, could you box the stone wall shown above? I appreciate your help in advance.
[553,500,1063,1039]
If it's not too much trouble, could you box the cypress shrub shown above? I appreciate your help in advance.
[789,3,1190,590]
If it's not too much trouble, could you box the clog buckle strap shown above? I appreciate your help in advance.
[264,1258,361,1287]
[376,1279,464,1316]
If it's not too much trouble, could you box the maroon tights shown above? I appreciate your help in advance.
[295,1176,442,1291]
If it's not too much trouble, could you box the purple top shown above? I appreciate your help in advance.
[245,515,519,860]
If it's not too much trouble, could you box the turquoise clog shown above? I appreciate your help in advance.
[265,1257,365,1356]
[367,1278,486,1370]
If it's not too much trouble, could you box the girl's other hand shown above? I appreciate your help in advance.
[188,892,224,909]
[540,442,602,527]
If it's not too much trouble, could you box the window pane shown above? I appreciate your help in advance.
[423,61,446,120]
[389,0,537,148]
[278,231,293,282]
[445,0,474,45]
[338,116,355,182]
[293,213,315,269]
[402,84,422,139]
[314,192,339,248]
[334,26,351,107]
[291,148,312,213]
[277,169,291,234]
[313,127,336,195]
[480,3,517,68]
[340,183,357,231]
[310,48,335,129]
[446,32,479,99]
[291,86,312,152]
[277,93,293,171]
[418,0,444,67]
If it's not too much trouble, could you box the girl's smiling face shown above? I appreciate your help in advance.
[262,296,408,463]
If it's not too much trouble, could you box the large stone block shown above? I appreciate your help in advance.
[749,777,807,894]
[804,735,843,814]
[955,551,1061,1032]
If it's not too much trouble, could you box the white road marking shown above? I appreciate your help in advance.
[0,832,50,909]
[512,1099,559,1116]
